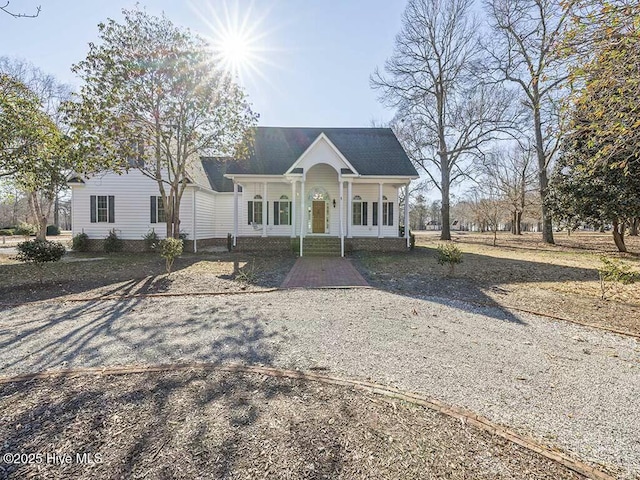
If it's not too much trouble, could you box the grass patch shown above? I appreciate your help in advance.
[353,231,640,336]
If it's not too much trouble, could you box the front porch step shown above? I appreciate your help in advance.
[302,237,341,256]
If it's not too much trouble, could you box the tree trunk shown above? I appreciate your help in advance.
[54,193,60,227]
[27,191,47,241]
[630,217,639,236]
[533,102,554,244]
[440,167,451,240]
[515,211,522,235]
[612,219,627,253]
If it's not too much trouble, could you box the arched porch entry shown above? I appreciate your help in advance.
[307,186,330,234]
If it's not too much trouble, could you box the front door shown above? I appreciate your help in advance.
[312,201,325,233]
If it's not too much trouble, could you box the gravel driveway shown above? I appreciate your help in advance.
[1,289,639,478]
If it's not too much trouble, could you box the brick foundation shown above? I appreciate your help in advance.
[85,238,149,253]
[81,236,408,254]
[345,237,408,253]
[233,236,294,253]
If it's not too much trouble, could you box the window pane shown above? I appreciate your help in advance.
[157,197,166,223]
[254,201,263,224]
[279,202,290,225]
[97,196,108,222]
[352,202,362,225]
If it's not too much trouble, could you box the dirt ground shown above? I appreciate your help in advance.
[353,231,640,336]
[0,369,584,480]
[0,252,296,304]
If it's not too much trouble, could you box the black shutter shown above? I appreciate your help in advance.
[363,202,368,226]
[90,196,96,223]
[273,202,279,226]
[373,202,378,226]
[266,202,269,225]
[150,196,157,223]
[108,196,115,223]
[248,202,253,225]
[289,202,293,225]
[389,203,394,226]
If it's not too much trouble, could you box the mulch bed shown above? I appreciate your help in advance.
[0,369,584,479]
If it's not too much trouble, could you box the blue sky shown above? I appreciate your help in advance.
[0,0,407,127]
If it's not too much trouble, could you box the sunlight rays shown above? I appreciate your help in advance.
[188,0,281,90]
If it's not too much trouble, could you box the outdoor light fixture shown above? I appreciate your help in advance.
[332,199,336,208]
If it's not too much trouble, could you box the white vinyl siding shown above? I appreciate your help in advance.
[71,170,193,240]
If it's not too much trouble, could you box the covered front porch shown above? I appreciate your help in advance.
[228,170,412,257]
[223,131,417,256]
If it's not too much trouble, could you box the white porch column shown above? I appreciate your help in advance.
[290,180,297,238]
[339,178,344,257]
[233,182,239,247]
[262,182,267,237]
[192,190,197,253]
[378,182,384,238]
[299,180,305,256]
[405,182,410,247]
[347,181,352,238]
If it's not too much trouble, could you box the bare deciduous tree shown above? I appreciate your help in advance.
[372,0,520,240]
[481,144,537,235]
[483,0,569,244]
[466,185,505,246]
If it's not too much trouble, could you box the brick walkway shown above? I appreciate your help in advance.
[280,257,370,288]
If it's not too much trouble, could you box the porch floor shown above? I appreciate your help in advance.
[280,257,369,289]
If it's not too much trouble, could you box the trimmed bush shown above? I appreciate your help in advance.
[15,239,66,283]
[159,237,183,274]
[72,233,90,252]
[14,223,36,237]
[103,229,123,253]
[46,225,61,236]
[143,229,160,252]
[436,243,463,275]
[0,229,13,236]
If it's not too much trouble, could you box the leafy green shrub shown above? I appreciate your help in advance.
[598,256,639,300]
[72,232,90,252]
[0,229,13,236]
[159,237,183,274]
[143,229,160,252]
[436,243,463,275]
[15,239,66,283]
[14,222,36,237]
[46,225,61,236]
[103,229,123,253]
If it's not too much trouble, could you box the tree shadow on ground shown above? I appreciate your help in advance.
[0,296,287,376]
[0,252,296,305]
[0,368,587,480]
[0,370,346,479]
[352,246,601,325]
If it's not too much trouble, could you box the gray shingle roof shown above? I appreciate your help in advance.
[201,127,418,192]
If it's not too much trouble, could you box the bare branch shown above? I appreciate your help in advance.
[0,1,41,18]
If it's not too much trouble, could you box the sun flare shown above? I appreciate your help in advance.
[190,0,275,83]
[217,31,253,72]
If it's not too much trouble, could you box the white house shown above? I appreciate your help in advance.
[69,127,419,256]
